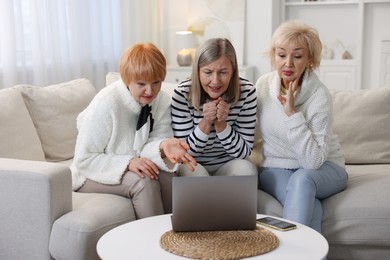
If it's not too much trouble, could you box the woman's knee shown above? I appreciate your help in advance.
[123,173,161,198]
[287,170,317,193]
[219,159,257,176]
[139,176,160,190]
[179,163,209,176]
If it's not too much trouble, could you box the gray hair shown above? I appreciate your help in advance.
[189,38,240,110]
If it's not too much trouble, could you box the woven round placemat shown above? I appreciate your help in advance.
[160,226,279,260]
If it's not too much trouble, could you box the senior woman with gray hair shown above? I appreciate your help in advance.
[171,38,257,177]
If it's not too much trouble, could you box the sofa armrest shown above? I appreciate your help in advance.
[0,158,72,260]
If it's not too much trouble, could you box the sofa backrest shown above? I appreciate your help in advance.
[2,71,388,166]
[0,79,96,162]
[108,72,390,165]
[330,86,390,164]
[0,88,46,161]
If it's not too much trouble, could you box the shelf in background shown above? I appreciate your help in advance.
[320,59,358,66]
[285,0,358,6]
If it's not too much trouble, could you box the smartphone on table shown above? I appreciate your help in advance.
[256,216,297,231]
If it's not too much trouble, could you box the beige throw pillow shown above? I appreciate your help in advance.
[330,87,390,164]
[0,88,45,161]
[19,79,96,162]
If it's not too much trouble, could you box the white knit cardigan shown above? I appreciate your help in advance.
[255,70,345,170]
[71,79,177,190]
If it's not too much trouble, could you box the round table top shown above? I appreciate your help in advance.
[97,214,328,260]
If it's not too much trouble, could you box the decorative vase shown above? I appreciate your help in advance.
[342,50,353,59]
[177,49,192,66]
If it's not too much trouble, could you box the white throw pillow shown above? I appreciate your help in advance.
[18,79,96,162]
[0,88,45,161]
[330,87,390,164]
[105,72,121,86]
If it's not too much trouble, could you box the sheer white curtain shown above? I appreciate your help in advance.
[121,0,165,54]
[0,0,123,90]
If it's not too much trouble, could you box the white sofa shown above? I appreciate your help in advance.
[1,73,390,260]
[0,78,136,260]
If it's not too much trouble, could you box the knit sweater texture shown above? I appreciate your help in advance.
[256,70,345,170]
[71,79,177,190]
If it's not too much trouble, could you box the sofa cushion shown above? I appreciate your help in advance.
[322,164,390,254]
[0,88,45,161]
[17,79,96,162]
[330,87,390,164]
[49,192,135,260]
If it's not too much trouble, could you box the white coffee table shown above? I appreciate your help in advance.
[97,214,328,260]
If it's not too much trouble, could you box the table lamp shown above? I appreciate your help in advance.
[175,31,195,66]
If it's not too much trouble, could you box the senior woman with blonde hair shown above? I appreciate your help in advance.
[255,20,348,232]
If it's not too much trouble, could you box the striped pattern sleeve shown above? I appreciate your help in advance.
[171,78,257,166]
[171,80,206,156]
[218,80,257,159]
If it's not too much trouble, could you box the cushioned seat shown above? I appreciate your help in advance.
[322,164,390,259]
[50,192,136,260]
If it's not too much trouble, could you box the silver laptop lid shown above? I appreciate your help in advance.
[171,175,257,232]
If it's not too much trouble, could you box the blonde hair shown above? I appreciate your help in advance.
[190,38,240,110]
[268,20,322,70]
[119,43,166,86]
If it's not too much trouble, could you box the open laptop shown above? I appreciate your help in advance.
[171,175,258,232]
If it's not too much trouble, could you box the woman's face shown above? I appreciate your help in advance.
[128,79,162,105]
[275,40,311,87]
[199,55,233,100]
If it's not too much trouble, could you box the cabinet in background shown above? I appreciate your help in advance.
[317,60,357,90]
[281,0,390,89]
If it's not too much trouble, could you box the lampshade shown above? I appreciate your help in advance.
[175,31,195,50]
[175,31,195,66]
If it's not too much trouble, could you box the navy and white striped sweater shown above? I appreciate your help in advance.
[171,78,257,167]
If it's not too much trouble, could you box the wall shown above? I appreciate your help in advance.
[362,2,390,88]
[245,0,281,81]
[161,0,278,83]
[161,0,390,89]
[121,0,280,83]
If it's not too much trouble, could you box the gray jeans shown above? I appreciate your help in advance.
[77,170,176,219]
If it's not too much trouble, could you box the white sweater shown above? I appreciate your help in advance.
[71,80,177,190]
[256,70,345,170]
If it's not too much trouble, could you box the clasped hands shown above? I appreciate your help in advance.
[128,138,196,180]
[202,97,230,131]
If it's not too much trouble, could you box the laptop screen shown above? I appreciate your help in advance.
[171,175,258,232]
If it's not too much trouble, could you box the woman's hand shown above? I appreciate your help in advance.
[216,98,230,122]
[199,100,218,134]
[277,79,301,117]
[202,100,218,124]
[128,157,159,179]
[215,97,229,132]
[201,98,229,133]
[160,138,197,172]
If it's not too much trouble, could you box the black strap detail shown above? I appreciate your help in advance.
[136,105,153,132]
